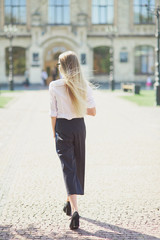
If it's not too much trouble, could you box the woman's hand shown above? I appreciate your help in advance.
[87,107,96,116]
[51,117,57,138]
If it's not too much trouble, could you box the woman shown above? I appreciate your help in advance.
[49,51,96,230]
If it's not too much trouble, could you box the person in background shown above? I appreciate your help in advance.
[146,76,152,90]
[41,69,48,86]
[52,66,58,81]
[24,69,30,87]
[49,51,96,230]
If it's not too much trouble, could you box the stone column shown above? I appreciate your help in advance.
[0,0,4,30]
[29,45,42,84]
[87,0,92,29]
[114,0,118,27]
[26,0,31,31]
[88,46,94,79]
[129,0,134,32]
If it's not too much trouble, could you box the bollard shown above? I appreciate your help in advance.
[110,80,115,91]
[156,85,160,105]
[134,85,141,94]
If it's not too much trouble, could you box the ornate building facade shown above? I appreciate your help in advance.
[0,0,158,85]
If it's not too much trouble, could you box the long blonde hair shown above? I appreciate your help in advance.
[59,51,87,117]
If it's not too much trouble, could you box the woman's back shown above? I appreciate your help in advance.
[49,78,95,120]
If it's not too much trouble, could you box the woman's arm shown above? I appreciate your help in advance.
[87,107,96,116]
[51,117,57,138]
[86,85,96,116]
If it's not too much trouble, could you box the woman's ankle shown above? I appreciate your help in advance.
[72,208,78,214]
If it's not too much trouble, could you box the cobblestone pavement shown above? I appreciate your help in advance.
[0,89,160,240]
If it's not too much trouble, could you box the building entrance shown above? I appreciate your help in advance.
[44,46,67,85]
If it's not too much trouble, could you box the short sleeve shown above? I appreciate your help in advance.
[49,83,58,117]
[87,85,96,108]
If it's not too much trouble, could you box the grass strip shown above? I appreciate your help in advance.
[120,90,155,107]
[0,96,13,108]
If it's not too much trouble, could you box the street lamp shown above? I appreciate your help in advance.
[109,47,114,91]
[4,25,17,91]
[155,7,160,105]
[106,26,117,91]
[145,4,160,105]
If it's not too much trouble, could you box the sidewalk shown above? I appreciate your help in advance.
[0,89,160,240]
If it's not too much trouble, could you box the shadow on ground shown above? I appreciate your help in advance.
[79,217,159,240]
[0,217,159,240]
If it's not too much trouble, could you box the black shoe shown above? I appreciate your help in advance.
[63,201,71,216]
[69,211,79,230]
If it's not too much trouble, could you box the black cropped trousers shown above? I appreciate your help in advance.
[55,118,86,195]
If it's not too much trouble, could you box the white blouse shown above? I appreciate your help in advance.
[49,79,95,120]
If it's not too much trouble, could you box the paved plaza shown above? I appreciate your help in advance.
[0,88,160,240]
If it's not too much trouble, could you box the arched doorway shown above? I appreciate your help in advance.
[93,46,111,75]
[42,35,79,85]
[42,36,78,85]
[5,47,26,77]
[134,45,155,75]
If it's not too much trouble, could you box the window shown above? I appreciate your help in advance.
[4,0,26,25]
[32,53,39,63]
[5,47,26,75]
[134,0,155,24]
[48,0,70,25]
[92,0,114,24]
[81,53,86,65]
[93,46,111,75]
[135,46,154,74]
[120,52,128,63]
